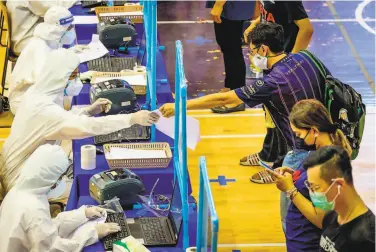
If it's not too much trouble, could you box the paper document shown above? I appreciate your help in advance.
[73,15,99,25]
[92,74,146,86]
[68,212,107,239]
[77,34,109,63]
[153,110,200,150]
[108,148,167,159]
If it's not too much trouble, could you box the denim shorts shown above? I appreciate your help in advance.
[280,149,310,234]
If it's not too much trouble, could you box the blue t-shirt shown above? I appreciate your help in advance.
[206,1,255,21]
[285,155,322,251]
[234,52,329,149]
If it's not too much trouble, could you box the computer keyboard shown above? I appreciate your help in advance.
[88,57,136,72]
[140,218,169,244]
[102,212,131,250]
[94,125,150,145]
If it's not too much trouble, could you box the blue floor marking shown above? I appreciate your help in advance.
[210,176,236,186]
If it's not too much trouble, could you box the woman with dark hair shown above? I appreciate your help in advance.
[266,99,352,252]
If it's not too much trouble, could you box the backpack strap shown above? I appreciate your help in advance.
[299,50,333,114]
[299,50,327,78]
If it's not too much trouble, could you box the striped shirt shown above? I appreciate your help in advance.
[235,52,329,149]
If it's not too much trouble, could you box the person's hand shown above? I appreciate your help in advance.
[71,44,90,53]
[80,71,97,81]
[86,98,112,116]
[274,166,295,175]
[95,223,121,238]
[244,22,257,43]
[210,3,223,23]
[85,206,109,219]
[159,103,175,118]
[266,169,295,192]
[130,110,160,126]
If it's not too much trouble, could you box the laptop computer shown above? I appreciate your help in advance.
[127,181,182,246]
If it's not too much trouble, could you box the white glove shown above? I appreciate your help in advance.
[85,206,112,219]
[130,110,160,126]
[86,98,112,116]
[95,223,121,239]
[80,71,96,81]
[71,44,90,53]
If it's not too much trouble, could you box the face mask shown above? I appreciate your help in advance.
[309,182,341,211]
[60,29,76,45]
[64,78,83,97]
[296,129,317,151]
[252,53,268,70]
[47,178,67,199]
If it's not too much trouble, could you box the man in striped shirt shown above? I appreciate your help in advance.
[159,22,327,166]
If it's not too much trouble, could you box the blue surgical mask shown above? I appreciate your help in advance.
[64,78,83,97]
[60,29,76,46]
[309,181,341,211]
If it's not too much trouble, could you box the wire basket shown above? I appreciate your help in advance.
[91,72,146,95]
[95,5,143,23]
[103,143,172,169]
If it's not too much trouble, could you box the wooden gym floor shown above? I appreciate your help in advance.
[186,108,375,252]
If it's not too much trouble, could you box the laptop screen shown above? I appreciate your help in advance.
[169,180,183,237]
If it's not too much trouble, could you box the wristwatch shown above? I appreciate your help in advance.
[286,187,298,200]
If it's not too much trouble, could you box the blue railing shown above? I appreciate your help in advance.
[173,40,189,250]
[141,0,157,141]
[197,156,219,252]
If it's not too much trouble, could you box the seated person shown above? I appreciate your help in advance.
[7,0,77,55]
[8,6,92,114]
[0,48,159,198]
[305,146,375,252]
[266,99,352,252]
[0,144,121,252]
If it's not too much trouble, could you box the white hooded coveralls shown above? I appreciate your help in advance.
[0,48,134,197]
[8,6,75,114]
[0,144,98,252]
[7,0,77,55]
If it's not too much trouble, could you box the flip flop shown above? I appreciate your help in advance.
[250,170,275,184]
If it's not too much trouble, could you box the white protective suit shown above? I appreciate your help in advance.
[0,144,98,252]
[0,48,139,196]
[8,6,75,114]
[7,0,77,55]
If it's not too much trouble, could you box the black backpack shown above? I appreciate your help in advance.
[300,50,366,160]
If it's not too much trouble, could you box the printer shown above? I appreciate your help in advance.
[97,17,137,49]
[89,168,145,208]
[90,79,138,115]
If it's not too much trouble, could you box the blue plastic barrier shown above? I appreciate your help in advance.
[141,0,157,141]
[174,40,190,250]
[197,156,219,252]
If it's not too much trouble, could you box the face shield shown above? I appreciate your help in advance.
[59,15,78,49]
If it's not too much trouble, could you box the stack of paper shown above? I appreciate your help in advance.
[77,34,109,63]
[108,148,167,159]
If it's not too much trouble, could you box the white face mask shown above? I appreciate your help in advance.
[60,29,76,45]
[252,53,268,70]
[47,178,67,199]
[64,78,83,97]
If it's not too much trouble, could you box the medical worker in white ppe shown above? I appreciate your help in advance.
[0,144,121,252]
[7,0,78,55]
[0,48,159,197]
[8,6,92,114]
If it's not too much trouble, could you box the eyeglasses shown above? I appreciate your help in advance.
[304,180,320,195]
[248,45,261,56]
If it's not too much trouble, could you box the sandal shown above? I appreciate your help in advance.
[250,170,275,184]
[240,153,273,167]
